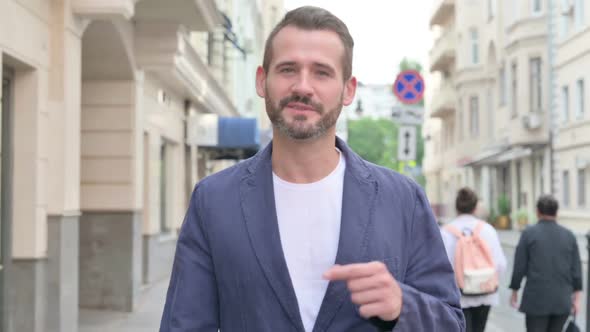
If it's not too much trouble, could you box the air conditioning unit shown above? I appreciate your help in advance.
[522,113,542,130]
[561,0,574,16]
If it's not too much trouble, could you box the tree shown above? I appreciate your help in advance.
[347,118,398,170]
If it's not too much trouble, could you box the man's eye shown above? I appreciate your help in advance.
[317,71,330,77]
[280,67,295,73]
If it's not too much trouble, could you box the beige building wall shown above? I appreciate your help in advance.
[1,0,54,259]
[555,0,590,231]
[259,0,285,131]
[142,75,188,235]
[1,0,243,330]
[427,0,553,226]
[81,81,138,211]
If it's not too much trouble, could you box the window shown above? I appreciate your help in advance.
[529,57,542,113]
[207,32,215,66]
[511,61,518,117]
[516,161,523,208]
[563,170,570,207]
[470,29,479,65]
[458,98,463,141]
[499,64,507,106]
[575,0,585,27]
[487,88,494,138]
[488,0,496,20]
[577,79,585,119]
[505,0,520,27]
[532,0,542,13]
[539,156,545,194]
[470,96,479,138]
[160,142,169,233]
[562,86,570,123]
[450,120,455,146]
[578,169,586,207]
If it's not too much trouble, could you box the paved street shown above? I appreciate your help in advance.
[79,280,169,332]
[78,230,589,331]
[78,274,525,331]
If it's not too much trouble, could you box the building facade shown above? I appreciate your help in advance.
[0,0,280,331]
[554,0,590,232]
[425,0,554,226]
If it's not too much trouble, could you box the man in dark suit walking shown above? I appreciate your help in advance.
[509,194,582,332]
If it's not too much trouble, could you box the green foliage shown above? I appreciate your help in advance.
[399,57,423,73]
[347,118,399,170]
[497,194,511,216]
[512,208,533,221]
[488,208,498,224]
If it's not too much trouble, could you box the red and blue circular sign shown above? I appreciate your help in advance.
[393,70,425,104]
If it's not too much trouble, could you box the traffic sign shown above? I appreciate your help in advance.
[397,125,416,161]
[393,70,425,105]
[391,105,424,125]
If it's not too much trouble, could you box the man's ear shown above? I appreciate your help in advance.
[342,76,357,106]
[256,66,266,98]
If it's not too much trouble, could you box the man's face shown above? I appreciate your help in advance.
[256,26,356,140]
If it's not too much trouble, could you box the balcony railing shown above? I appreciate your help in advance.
[429,27,456,73]
[430,78,456,118]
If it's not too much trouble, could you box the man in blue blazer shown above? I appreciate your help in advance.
[160,5,464,332]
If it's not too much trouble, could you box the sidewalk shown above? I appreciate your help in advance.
[486,230,589,332]
[79,279,170,332]
[78,230,588,332]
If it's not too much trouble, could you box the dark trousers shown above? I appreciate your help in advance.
[462,305,490,332]
[525,314,569,332]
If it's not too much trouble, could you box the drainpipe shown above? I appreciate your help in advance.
[547,0,557,195]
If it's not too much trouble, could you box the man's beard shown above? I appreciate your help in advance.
[265,90,342,140]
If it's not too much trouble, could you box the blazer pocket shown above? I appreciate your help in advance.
[381,257,399,279]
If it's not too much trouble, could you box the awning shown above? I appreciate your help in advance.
[495,146,532,163]
[462,145,539,167]
[217,117,259,149]
[187,114,260,159]
[460,146,508,167]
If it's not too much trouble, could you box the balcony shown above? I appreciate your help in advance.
[430,79,456,118]
[73,0,137,20]
[73,0,222,31]
[135,23,237,116]
[430,0,455,27]
[135,0,222,31]
[429,28,456,73]
[505,16,547,52]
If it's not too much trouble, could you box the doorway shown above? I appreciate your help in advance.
[1,66,14,332]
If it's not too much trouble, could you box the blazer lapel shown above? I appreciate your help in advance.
[239,144,305,331]
[313,138,378,332]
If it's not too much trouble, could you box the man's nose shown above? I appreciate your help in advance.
[291,72,314,97]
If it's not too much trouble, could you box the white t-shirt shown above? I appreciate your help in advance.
[440,214,508,308]
[273,151,346,332]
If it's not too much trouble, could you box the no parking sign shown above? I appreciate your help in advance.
[393,70,425,105]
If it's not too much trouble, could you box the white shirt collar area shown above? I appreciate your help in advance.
[272,148,345,190]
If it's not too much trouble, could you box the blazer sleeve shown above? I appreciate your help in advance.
[571,233,583,291]
[509,230,529,290]
[393,186,465,332]
[160,184,220,331]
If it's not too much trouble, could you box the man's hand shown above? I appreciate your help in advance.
[510,291,519,309]
[323,261,402,321]
[573,291,581,315]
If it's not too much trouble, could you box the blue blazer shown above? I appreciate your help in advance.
[160,138,464,331]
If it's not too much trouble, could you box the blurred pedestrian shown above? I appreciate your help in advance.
[509,194,582,332]
[159,5,464,332]
[441,187,507,332]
